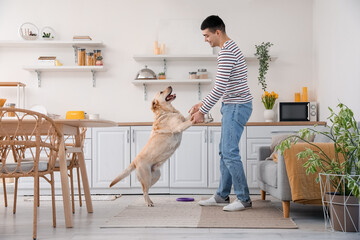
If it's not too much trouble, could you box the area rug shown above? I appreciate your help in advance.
[101,196,297,229]
[24,194,121,201]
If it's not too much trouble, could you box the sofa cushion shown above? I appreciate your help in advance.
[258,160,277,188]
[1,162,49,173]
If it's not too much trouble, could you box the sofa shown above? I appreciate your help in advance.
[256,128,332,218]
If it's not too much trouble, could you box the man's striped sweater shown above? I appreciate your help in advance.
[199,39,253,114]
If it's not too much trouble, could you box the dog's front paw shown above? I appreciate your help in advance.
[147,202,154,207]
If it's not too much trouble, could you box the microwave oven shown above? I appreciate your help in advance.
[278,102,317,121]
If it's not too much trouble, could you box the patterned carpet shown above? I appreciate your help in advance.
[102,195,297,229]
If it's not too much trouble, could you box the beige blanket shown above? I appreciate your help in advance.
[283,142,343,204]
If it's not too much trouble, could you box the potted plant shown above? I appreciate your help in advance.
[158,72,166,80]
[254,42,278,121]
[261,91,278,122]
[276,103,360,232]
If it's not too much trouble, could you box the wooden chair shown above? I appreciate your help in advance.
[10,127,87,215]
[0,107,62,240]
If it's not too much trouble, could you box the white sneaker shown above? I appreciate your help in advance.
[223,199,252,211]
[198,194,230,206]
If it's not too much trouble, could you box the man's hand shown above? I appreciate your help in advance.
[189,102,203,115]
[191,111,205,124]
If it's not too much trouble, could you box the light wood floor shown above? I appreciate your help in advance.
[0,192,359,240]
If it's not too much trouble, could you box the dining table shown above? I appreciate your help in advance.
[1,118,118,228]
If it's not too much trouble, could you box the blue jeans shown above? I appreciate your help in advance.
[216,101,253,202]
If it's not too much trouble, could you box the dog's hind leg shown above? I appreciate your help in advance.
[137,166,154,207]
[151,169,161,187]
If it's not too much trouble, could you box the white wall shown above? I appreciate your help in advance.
[314,0,360,121]
[0,0,315,122]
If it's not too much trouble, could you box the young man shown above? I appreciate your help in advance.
[190,15,253,211]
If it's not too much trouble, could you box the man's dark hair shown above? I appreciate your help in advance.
[201,15,226,33]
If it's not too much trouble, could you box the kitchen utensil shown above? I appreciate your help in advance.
[66,111,85,119]
[135,65,157,80]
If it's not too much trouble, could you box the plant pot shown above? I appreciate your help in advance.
[325,193,359,232]
[263,109,275,122]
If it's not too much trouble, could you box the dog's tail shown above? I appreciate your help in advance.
[109,161,136,188]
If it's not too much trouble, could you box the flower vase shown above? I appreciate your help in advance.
[264,109,275,122]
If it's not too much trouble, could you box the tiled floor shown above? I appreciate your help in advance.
[0,193,359,240]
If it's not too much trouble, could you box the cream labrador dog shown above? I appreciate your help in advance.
[109,86,195,206]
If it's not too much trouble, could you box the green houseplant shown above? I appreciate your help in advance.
[255,42,278,121]
[254,42,274,92]
[276,103,359,231]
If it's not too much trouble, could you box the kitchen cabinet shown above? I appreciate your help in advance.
[92,127,130,189]
[130,126,169,189]
[169,126,207,189]
[207,126,247,190]
[207,127,222,188]
[0,40,105,87]
[18,122,327,195]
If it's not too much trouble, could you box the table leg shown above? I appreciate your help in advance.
[59,137,73,227]
[78,150,93,213]
[76,129,93,213]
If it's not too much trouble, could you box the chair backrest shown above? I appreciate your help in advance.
[0,107,62,177]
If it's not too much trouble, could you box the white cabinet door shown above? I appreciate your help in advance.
[92,127,131,188]
[170,126,207,188]
[246,160,259,188]
[208,126,221,188]
[130,126,169,188]
[207,126,247,189]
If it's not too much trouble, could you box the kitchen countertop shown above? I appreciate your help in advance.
[117,121,326,126]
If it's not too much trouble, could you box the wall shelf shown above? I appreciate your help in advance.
[132,79,212,100]
[133,54,217,61]
[133,54,277,62]
[0,40,104,48]
[0,82,26,108]
[1,40,105,87]
[132,53,277,100]
[23,66,106,87]
[132,79,212,85]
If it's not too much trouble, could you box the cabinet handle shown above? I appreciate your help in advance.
[127,130,130,143]
[271,130,298,134]
[210,131,213,143]
[204,130,207,143]
[132,129,135,143]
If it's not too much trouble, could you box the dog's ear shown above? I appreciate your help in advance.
[151,100,159,112]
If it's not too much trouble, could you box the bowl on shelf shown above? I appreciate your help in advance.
[0,98,7,107]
